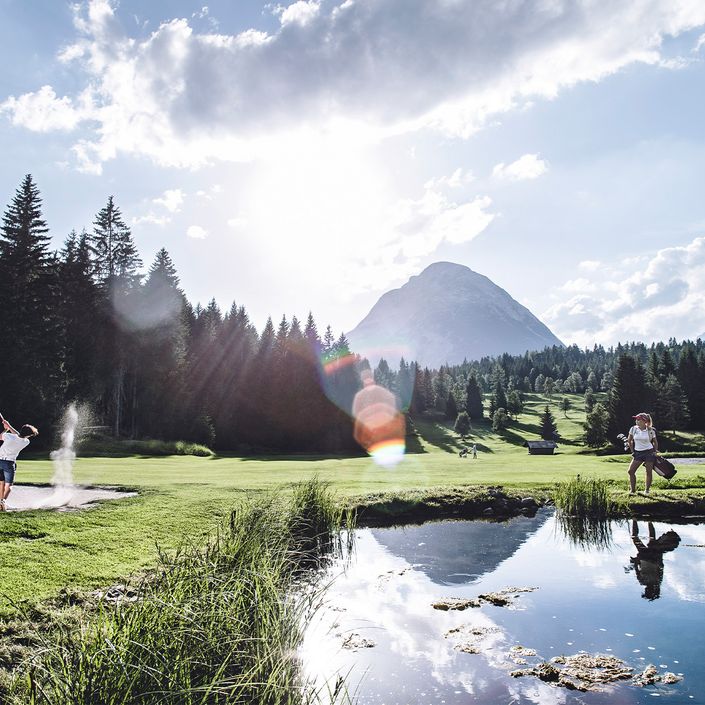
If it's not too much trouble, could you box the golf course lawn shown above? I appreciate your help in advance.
[3,393,705,610]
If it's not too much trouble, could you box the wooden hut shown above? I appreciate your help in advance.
[523,440,558,455]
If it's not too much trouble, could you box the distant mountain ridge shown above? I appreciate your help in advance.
[348,262,563,368]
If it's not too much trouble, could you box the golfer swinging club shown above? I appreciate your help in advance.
[0,412,38,510]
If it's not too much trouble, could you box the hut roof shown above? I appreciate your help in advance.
[523,440,558,449]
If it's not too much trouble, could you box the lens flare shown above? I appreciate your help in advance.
[322,352,357,376]
[368,439,406,468]
[352,370,406,467]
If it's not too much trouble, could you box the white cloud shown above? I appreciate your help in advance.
[153,188,184,213]
[391,189,495,258]
[578,260,602,272]
[132,213,171,227]
[543,236,705,346]
[492,153,548,181]
[278,1,320,27]
[3,0,705,170]
[131,188,185,227]
[424,168,474,191]
[0,85,86,132]
[187,225,208,239]
[227,216,248,229]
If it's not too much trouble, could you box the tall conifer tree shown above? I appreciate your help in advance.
[0,174,65,428]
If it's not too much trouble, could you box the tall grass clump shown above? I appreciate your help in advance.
[554,476,615,550]
[287,478,350,564]
[553,475,612,518]
[17,481,350,705]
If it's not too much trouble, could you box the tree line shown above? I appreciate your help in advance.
[3,174,703,452]
[0,175,359,452]
[370,342,705,448]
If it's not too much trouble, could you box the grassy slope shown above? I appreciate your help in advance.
[3,393,704,609]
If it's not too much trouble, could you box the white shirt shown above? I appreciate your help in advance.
[0,432,30,461]
[631,426,655,451]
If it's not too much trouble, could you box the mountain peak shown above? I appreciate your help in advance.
[348,261,562,367]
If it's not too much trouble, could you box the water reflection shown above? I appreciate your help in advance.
[556,514,614,550]
[628,520,681,601]
[302,512,705,704]
[371,512,549,584]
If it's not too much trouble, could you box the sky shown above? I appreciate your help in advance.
[1,0,705,348]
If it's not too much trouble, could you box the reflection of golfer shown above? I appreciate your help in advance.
[352,370,404,460]
[0,414,39,511]
[629,520,680,600]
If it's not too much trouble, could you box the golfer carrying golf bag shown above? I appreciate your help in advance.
[0,412,38,510]
[626,412,658,496]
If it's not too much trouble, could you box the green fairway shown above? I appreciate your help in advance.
[3,393,705,609]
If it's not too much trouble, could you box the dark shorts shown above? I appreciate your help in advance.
[0,460,16,484]
[632,449,656,464]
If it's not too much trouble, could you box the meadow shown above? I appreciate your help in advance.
[3,393,705,609]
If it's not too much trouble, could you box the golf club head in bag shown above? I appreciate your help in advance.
[616,433,630,452]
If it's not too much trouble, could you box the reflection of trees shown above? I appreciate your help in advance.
[628,521,681,601]
[556,515,614,550]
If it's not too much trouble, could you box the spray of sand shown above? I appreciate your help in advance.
[40,403,92,507]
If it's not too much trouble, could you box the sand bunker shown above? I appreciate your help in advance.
[6,484,136,512]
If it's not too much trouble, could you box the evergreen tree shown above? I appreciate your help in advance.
[422,368,435,411]
[492,408,509,432]
[454,411,471,438]
[88,196,143,436]
[397,358,413,411]
[0,174,65,429]
[445,391,458,421]
[135,248,188,439]
[374,358,395,390]
[607,354,649,445]
[660,374,690,434]
[543,376,556,400]
[584,388,596,414]
[534,373,546,394]
[584,402,609,448]
[304,312,321,349]
[539,405,558,440]
[465,375,484,420]
[491,368,508,415]
[434,367,450,412]
[89,196,142,287]
[58,230,101,402]
[677,345,705,429]
[322,325,335,355]
[409,364,426,415]
[507,390,523,419]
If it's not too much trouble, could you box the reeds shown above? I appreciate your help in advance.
[17,480,349,705]
[553,476,614,550]
[553,475,612,518]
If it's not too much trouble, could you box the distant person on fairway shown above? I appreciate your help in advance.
[627,412,658,495]
[0,414,38,510]
[472,444,477,459]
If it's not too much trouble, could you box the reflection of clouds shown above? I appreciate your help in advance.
[301,530,512,700]
[662,525,705,602]
[302,517,705,702]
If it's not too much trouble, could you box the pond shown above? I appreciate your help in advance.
[302,510,705,704]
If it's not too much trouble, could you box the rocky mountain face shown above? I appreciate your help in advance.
[347,261,563,368]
